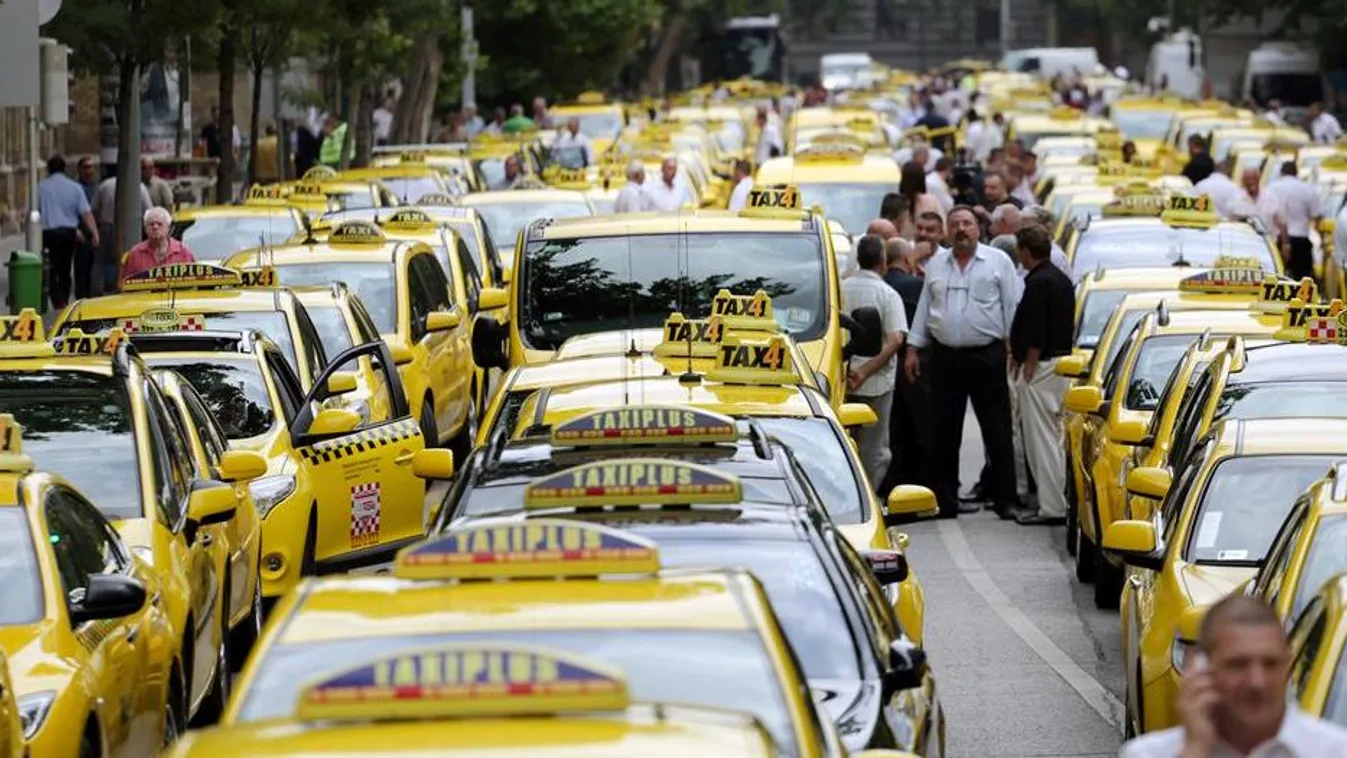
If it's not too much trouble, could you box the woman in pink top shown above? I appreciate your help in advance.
[119,206,196,289]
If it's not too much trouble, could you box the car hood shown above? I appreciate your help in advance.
[1180,562,1257,607]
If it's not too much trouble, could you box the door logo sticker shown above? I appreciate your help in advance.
[350,482,382,548]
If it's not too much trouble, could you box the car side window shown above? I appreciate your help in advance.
[1170,372,1215,469]
[1261,506,1310,610]
[479,220,506,285]
[1160,439,1211,546]
[1289,598,1328,696]
[348,296,383,344]
[407,260,436,342]
[265,348,305,422]
[45,489,125,604]
[180,386,227,470]
[293,304,330,381]
[835,535,898,652]
[1102,329,1138,399]
[416,253,454,310]
[458,241,482,313]
[143,381,193,527]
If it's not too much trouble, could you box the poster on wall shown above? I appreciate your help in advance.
[140,50,183,158]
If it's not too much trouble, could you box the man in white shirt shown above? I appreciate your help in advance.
[1234,167,1288,252]
[1309,102,1343,144]
[964,111,994,164]
[925,157,955,213]
[754,107,784,166]
[1194,166,1248,220]
[905,206,1023,519]
[1268,161,1323,280]
[1335,199,1347,291]
[613,161,653,213]
[1120,594,1347,758]
[643,158,695,211]
[842,234,909,488]
[726,160,754,212]
[552,118,594,167]
[372,92,395,146]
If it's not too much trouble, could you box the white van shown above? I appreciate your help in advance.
[1146,29,1204,99]
[820,52,873,91]
[1001,47,1100,80]
[1242,42,1324,122]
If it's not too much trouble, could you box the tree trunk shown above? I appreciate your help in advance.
[114,59,143,260]
[216,17,238,203]
[642,16,686,97]
[354,83,374,168]
[248,56,264,187]
[340,85,360,170]
[414,40,444,143]
[279,118,293,180]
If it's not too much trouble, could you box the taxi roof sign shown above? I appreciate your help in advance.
[1178,264,1265,295]
[395,518,661,580]
[126,307,206,335]
[289,181,327,198]
[576,91,605,104]
[524,459,743,510]
[1274,298,1347,343]
[0,414,32,474]
[549,406,738,447]
[710,289,779,333]
[743,184,802,212]
[302,165,339,181]
[1161,194,1218,229]
[707,333,796,386]
[238,266,277,288]
[294,643,628,723]
[329,221,387,246]
[653,313,726,358]
[244,184,287,205]
[53,328,126,357]
[417,192,457,206]
[382,208,437,232]
[400,150,428,164]
[1252,276,1317,313]
[120,263,243,293]
[0,309,46,348]
[794,144,865,163]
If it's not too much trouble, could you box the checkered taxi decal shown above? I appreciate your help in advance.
[298,418,421,465]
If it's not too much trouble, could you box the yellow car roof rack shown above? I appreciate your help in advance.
[394,518,661,580]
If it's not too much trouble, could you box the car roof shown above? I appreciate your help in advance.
[1154,309,1279,334]
[66,288,291,319]
[1234,343,1347,383]
[1211,417,1347,455]
[1079,267,1210,291]
[460,189,592,205]
[533,211,816,239]
[522,377,821,428]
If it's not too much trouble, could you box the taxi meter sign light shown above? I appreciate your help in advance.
[294,643,629,722]
[303,165,339,181]
[549,406,738,447]
[1251,276,1318,314]
[653,313,726,358]
[0,309,45,344]
[291,181,326,198]
[393,518,661,580]
[710,288,779,333]
[329,221,387,246]
[744,185,802,212]
[238,266,277,288]
[707,333,796,387]
[400,150,428,164]
[1178,264,1267,295]
[245,184,287,205]
[124,308,207,334]
[120,263,243,293]
[1275,298,1347,342]
[417,193,456,206]
[523,459,743,510]
[382,209,437,232]
[1161,194,1218,229]
[53,328,126,357]
[1095,129,1123,151]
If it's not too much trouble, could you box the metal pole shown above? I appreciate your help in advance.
[1000,0,1012,59]
[25,107,41,252]
[461,5,476,108]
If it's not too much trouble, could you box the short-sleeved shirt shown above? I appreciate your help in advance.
[727,177,753,211]
[842,269,909,397]
[644,179,695,211]
[614,184,652,213]
[1010,261,1075,363]
[120,238,196,288]
[1269,176,1323,237]
[91,179,152,228]
[37,173,90,231]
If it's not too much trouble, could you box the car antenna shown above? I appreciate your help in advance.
[1170,241,1190,268]
[679,325,700,384]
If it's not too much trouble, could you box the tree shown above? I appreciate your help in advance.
[238,0,315,185]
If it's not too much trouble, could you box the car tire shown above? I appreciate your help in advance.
[419,400,439,449]
[79,719,100,758]
[1094,552,1123,609]
[451,394,477,462]
[228,571,263,671]
[1075,518,1096,583]
[1065,460,1078,557]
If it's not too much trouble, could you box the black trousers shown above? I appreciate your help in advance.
[42,227,79,309]
[883,346,931,492]
[1288,237,1314,282]
[929,339,1016,516]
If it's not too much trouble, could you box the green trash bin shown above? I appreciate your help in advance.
[7,250,43,315]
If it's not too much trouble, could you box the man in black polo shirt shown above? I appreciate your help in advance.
[1008,224,1074,526]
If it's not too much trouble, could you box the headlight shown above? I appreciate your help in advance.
[249,475,297,519]
[18,691,55,739]
[1171,637,1195,672]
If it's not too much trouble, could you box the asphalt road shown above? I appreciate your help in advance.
[902,407,1125,757]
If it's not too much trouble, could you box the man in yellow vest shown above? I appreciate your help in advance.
[319,114,349,168]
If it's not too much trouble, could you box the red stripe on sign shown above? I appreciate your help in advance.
[659,485,677,494]
[393,686,424,700]
[585,487,606,495]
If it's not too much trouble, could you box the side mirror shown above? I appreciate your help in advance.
[69,574,147,625]
[1064,385,1104,414]
[188,480,238,528]
[1101,520,1161,569]
[426,310,461,332]
[881,638,928,697]
[411,449,456,480]
[1126,466,1172,500]
[309,407,362,437]
[471,316,510,371]
[326,370,359,396]
[837,402,878,428]
[387,341,416,367]
[861,549,908,585]
[478,287,509,311]
[216,449,267,483]
[885,484,939,525]
[1055,353,1090,378]
[1108,418,1151,446]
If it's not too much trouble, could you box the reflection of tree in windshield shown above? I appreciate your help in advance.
[154,362,274,440]
[0,373,131,437]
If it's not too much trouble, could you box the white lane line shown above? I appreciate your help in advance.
[937,519,1124,729]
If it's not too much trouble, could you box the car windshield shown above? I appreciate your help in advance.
[303,304,355,355]
[1125,334,1200,411]
[65,309,299,376]
[172,215,300,264]
[1215,382,1347,425]
[750,418,865,524]
[380,176,443,204]
[1099,308,1149,377]
[658,540,860,681]
[1186,455,1336,564]
[1112,110,1174,142]
[1072,227,1274,280]
[237,630,797,753]
[272,263,397,334]
[330,189,375,209]
[793,182,892,237]
[143,356,275,440]
[570,112,622,139]
[1076,290,1128,347]
[521,232,826,350]
[0,510,43,625]
[0,372,140,520]
[1291,515,1347,621]
[1066,200,1107,227]
[473,200,593,251]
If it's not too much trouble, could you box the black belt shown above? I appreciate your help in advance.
[933,339,1001,353]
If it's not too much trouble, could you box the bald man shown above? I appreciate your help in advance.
[1240,167,1287,252]
[867,218,899,240]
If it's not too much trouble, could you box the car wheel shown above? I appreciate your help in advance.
[162,667,185,747]
[1094,552,1123,609]
[228,573,263,670]
[419,400,439,449]
[451,394,477,462]
[1074,518,1096,583]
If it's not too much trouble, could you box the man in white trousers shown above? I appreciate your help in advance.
[1007,224,1074,525]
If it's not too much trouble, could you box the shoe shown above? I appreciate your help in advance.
[992,503,1028,521]
[959,484,987,503]
[937,509,959,520]
[957,501,982,515]
[1017,513,1066,526]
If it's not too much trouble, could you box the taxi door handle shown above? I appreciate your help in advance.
[394,451,416,466]
[125,626,139,645]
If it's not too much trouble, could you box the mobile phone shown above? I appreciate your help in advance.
[1192,652,1209,671]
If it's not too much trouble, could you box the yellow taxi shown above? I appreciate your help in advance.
[217,518,849,757]
[1105,417,1347,736]
[1109,97,1182,158]
[470,186,851,409]
[1287,574,1347,727]
[168,644,800,757]
[1067,302,1283,609]
[1054,188,1124,243]
[665,104,752,158]
[458,188,597,257]
[549,91,626,157]
[292,284,395,423]
[308,179,400,210]
[54,263,330,392]
[755,142,902,235]
[1163,106,1254,154]
[170,204,308,265]
[1251,461,1347,627]
[0,316,260,729]
[224,222,476,453]
[1071,267,1216,359]
[337,164,450,204]
[370,146,486,193]
[0,414,184,755]
[1005,106,1111,151]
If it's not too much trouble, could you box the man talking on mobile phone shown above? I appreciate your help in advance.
[1120,595,1347,757]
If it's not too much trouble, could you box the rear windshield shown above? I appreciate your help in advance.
[271,263,397,334]
[1186,455,1336,564]
[472,201,593,252]
[1072,227,1274,280]
[1125,334,1200,411]
[65,310,299,376]
[172,214,299,264]
[0,372,141,520]
[750,417,865,524]
[143,356,275,440]
[304,304,355,356]
[1075,289,1127,347]
[0,510,43,625]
